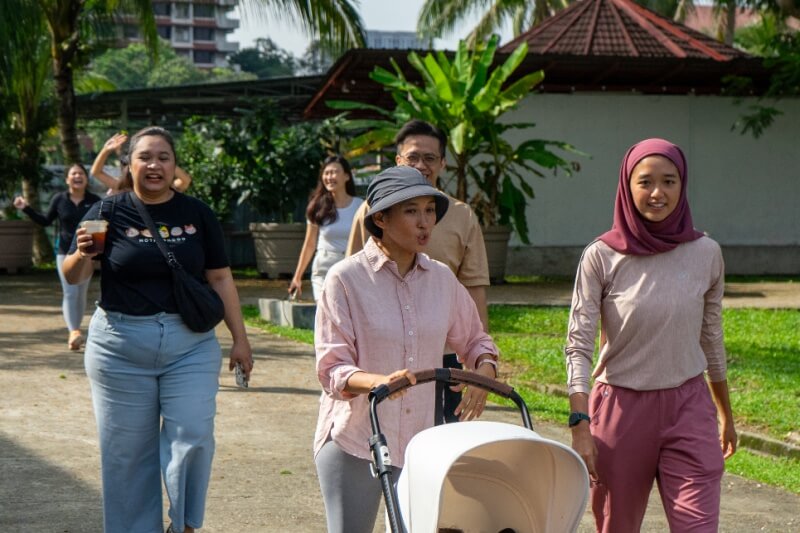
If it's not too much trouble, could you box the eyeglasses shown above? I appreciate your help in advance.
[399,152,442,166]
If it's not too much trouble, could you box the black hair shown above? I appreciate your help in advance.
[306,155,356,226]
[121,126,177,192]
[394,119,447,158]
[66,163,88,178]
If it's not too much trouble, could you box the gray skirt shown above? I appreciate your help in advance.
[311,249,345,301]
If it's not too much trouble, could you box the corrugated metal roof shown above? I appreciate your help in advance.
[500,0,749,61]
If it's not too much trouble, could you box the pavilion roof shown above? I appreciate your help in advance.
[499,0,748,61]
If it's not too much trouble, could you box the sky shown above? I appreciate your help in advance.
[229,0,513,57]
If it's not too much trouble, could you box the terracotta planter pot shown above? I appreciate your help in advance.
[482,225,512,284]
[0,220,34,274]
[249,222,306,279]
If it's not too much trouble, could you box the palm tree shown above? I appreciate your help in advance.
[237,1,366,53]
[35,0,158,164]
[0,0,57,262]
[417,0,570,46]
[38,0,366,165]
[416,0,769,48]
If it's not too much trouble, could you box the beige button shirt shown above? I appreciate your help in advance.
[314,239,499,466]
[346,194,490,287]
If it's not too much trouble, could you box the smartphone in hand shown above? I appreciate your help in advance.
[234,362,249,388]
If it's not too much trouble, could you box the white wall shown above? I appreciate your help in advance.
[501,93,800,274]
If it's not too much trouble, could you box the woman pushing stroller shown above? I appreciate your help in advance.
[313,166,500,533]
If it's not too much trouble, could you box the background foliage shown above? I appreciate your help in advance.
[178,100,345,223]
[331,36,583,243]
[90,41,256,91]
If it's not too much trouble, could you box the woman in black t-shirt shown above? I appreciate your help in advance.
[63,126,253,533]
[14,164,100,350]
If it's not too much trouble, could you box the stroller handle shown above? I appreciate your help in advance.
[367,368,534,533]
[369,368,532,430]
[371,367,513,401]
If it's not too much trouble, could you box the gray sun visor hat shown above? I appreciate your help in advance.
[364,166,449,238]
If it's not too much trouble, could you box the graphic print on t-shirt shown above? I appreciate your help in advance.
[124,221,193,245]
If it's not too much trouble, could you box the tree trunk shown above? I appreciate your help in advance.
[42,0,83,165]
[724,0,736,46]
[22,179,54,265]
[53,55,81,164]
[455,153,468,202]
[19,128,53,265]
[534,1,551,26]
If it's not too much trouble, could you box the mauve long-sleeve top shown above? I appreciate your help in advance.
[314,238,499,467]
[565,236,727,395]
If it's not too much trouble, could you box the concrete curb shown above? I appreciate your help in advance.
[740,432,800,460]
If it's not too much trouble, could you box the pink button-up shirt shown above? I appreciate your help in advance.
[313,238,499,467]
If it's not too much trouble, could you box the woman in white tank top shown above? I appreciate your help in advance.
[289,155,363,300]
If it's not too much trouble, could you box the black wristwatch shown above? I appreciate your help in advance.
[568,412,591,427]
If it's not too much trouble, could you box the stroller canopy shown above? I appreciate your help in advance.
[396,421,589,533]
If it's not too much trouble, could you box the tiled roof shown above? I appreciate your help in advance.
[500,0,749,60]
[303,48,769,120]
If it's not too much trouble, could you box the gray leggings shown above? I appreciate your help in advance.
[315,439,401,533]
[56,254,91,331]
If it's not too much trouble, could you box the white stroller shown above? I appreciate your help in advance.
[368,368,590,533]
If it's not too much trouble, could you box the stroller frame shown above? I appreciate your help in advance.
[368,368,533,533]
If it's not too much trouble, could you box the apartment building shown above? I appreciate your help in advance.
[120,0,240,68]
[366,30,424,50]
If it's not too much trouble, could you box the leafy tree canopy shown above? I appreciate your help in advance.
[228,38,297,78]
[88,41,255,91]
[298,40,339,75]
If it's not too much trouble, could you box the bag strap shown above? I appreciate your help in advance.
[129,191,183,271]
[100,192,120,222]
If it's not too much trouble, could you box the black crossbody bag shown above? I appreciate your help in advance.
[130,192,225,333]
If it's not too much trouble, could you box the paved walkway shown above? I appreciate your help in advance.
[1,272,798,532]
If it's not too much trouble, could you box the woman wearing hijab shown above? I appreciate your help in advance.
[565,138,737,532]
[314,166,499,533]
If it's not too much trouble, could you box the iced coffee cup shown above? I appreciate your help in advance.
[80,220,109,254]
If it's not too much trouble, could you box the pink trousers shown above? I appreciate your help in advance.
[589,374,724,532]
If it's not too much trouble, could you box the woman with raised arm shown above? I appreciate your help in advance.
[14,164,101,349]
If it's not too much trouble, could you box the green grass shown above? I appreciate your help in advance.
[488,304,800,494]
[489,306,800,440]
[504,274,799,284]
[30,261,57,272]
[241,302,800,493]
[242,305,314,345]
[725,451,800,494]
[722,309,800,438]
[232,267,263,279]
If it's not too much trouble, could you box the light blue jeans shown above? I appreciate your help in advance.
[56,254,91,331]
[85,307,222,533]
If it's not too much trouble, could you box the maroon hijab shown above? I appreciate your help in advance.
[599,138,704,255]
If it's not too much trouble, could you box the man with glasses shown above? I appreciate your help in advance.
[346,119,491,423]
